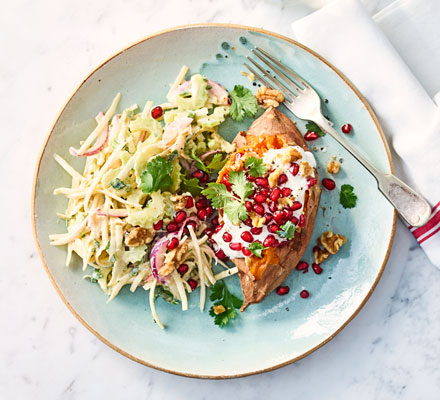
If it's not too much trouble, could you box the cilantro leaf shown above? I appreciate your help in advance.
[110,178,126,190]
[202,183,233,209]
[140,156,173,193]
[206,153,228,171]
[208,281,243,327]
[224,201,248,224]
[155,286,179,304]
[202,171,252,224]
[229,85,259,121]
[244,156,267,177]
[228,171,253,200]
[340,184,358,209]
[181,176,203,197]
[190,150,227,173]
[248,242,268,258]
[305,121,325,137]
[277,221,297,240]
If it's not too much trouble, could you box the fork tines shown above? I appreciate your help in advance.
[245,47,311,101]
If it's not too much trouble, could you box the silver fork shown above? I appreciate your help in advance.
[245,47,431,227]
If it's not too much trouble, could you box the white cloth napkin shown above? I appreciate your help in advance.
[291,0,440,268]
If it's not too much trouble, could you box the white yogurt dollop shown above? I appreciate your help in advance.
[213,146,316,259]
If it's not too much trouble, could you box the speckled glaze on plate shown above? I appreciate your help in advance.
[32,24,396,378]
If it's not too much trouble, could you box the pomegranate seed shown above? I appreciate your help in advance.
[151,106,163,119]
[166,222,178,232]
[296,261,308,271]
[243,217,253,227]
[227,96,232,105]
[200,172,209,183]
[341,123,352,134]
[186,221,197,231]
[193,170,204,180]
[304,131,319,141]
[206,206,214,217]
[251,226,263,235]
[221,173,230,185]
[283,209,293,220]
[247,175,256,182]
[290,201,302,211]
[278,174,288,184]
[269,201,278,213]
[229,242,242,251]
[290,163,299,176]
[195,198,207,209]
[215,249,228,261]
[177,264,189,275]
[276,286,290,295]
[242,248,252,257]
[322,178,336,190]
[298,214,306,227]
[312,263,323,274]
[188,279,198,290]
[270,188,281,201]
[175,210,186,224]
[307,177,317,187]
[185,196,194,208]
[263,235,279,248]
[255,177,269,187]
[273,211,285,224]
[222,232,232,242]
[290,216,299,225]
[281,187,292,197]
[241,231,253,243]
[300,290,310,299]
[264,213,273,223]
[260,188,270,196]
[197,209,207,220]
[205,228,214,237]
[244,201,253,212]
[167,237,179,250]
[153,220,163,230]
[268,223,279,233]
[209,237,216,245]
[280,240,289,247]
[253,204,265,216]
[254,193,267,203]
[211,216,219,226]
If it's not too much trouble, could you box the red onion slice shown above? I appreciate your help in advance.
[70,125,109,157]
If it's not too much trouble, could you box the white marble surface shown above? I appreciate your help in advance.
[1,0,439,398]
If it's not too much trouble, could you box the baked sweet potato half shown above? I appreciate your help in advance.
[211,108,321,310]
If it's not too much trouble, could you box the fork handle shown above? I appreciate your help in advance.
[315,115,431,227]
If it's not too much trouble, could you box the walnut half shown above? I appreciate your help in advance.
[313,231,347,264]
[256,87,285,108]
[319,231,347,254]
[125,227,155,246]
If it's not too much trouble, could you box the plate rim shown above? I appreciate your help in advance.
[31,23,397,379]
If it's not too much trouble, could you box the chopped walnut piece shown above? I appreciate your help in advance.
[170,194,187,212]
[319,231,347,254]
[251,214,266,228]
[125,227,155,246]
[268,167,283,188]
[299,161,313,177]
[278,197,293,207]
[313,246,330,264]
[327,159,340,174]
[288,147,302,162]
[159,242,188,276]
[256,87,285,108]
[212,305,226,314]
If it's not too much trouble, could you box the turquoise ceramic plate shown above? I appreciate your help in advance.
[32,24,396,378]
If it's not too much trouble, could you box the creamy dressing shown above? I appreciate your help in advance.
[212,146,316,259]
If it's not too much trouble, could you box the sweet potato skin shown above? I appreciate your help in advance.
[232,108,321,310]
